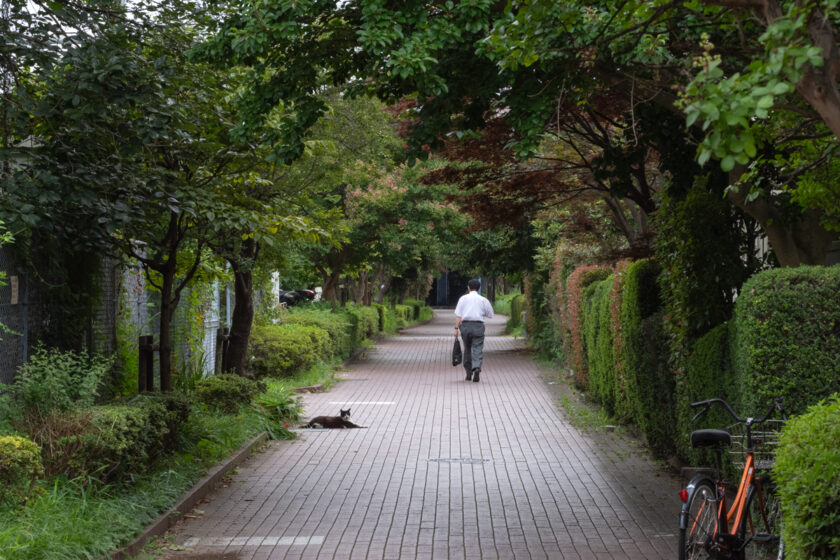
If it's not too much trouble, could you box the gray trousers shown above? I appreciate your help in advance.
[459,321,486,373]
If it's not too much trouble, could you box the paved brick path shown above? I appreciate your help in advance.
[162,310,679,559]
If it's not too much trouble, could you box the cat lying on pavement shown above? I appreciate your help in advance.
[301,408,366,429]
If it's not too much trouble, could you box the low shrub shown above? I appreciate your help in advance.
[43,401,169,482]
[492,292,513,316]
[194,374,266,413]
[402,299,424,320]
[249,324,328,378]
[129,392,192,452]
[1,346,112,431]
[507,294,526,331]
[282,308,353,358]
[731,266,840,417]
[418,306,434,321]
[345,304,379,345]
[254,382,303,422]
[0,435,43,506]
[394,304,413,325]
[774,394,840,560]
[372,303,398,334]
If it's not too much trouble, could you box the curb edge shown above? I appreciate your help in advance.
[106,432,268,560]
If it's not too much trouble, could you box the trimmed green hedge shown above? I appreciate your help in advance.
[731,266,840,417]
[507,294,526,331]
[345,304,379,346]
[282,308,353,358]
[249,324,330,378]
[775,393,840,560]
[565,265,611,389]
[674,323,737,465]
[619,259,674,457]
[194,374,266,414]
[372,303,398,334]
[583,277,617,414]
[394,304,413,325]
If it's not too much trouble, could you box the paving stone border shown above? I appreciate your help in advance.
[105,432,268,560]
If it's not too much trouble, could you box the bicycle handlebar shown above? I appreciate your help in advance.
[690,397,786,424]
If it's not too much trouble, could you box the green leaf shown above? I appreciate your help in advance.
[756,95,773,109]
[721,155,735,172]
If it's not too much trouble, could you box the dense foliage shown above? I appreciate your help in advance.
[0,436,43,507]
[731,266,840,416]
[194,374,266,414]
[775,394,840,560]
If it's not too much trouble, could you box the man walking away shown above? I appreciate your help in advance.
[454,278,494,382]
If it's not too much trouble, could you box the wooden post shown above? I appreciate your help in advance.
[215,328,226,375]
[146,336,155,391]
[138,335,150,392]
[138,335,155,392]
[215,328,230,374]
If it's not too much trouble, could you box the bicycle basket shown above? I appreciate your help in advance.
[727,419,784,470]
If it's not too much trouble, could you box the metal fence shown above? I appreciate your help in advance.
[0,248,224,386]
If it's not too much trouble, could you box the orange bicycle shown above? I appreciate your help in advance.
[678,398,786,560]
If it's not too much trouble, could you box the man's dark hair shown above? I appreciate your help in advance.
[468,278,481,291]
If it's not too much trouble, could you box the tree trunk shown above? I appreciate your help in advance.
[321,270,342,302]
[727,169,836,266]
[223,239,256,376]
[317,245,353,302]
[158,268,175,392]
[355,271,368,304]
[374,265,391,304]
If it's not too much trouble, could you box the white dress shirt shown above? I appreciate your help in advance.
[454,291,494,322]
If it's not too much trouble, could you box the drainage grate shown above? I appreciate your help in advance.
[428,458,490,464]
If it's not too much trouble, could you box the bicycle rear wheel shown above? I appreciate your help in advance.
[740,476,783,560]
[679,479,718,560]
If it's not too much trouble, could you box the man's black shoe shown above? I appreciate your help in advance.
[472,368,480,382]
[466,371,472,381]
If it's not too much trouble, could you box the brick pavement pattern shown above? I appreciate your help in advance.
[163,310,680,559]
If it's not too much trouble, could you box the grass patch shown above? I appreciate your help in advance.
[558,394,613,432]
[280,359,342,390]
[0,406,267,560]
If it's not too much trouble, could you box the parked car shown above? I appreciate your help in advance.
[278,289,316,307]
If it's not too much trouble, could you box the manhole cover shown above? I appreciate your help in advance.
[428,458,490,464]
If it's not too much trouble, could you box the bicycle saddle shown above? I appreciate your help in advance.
[690,429,731,448]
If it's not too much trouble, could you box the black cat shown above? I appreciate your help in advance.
[302,408,366,428]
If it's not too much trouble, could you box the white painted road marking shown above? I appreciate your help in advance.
[183,536,325,547]
[328,401,395,405]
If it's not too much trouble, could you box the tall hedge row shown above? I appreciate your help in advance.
[565,266,611,389]
[618,260,674,457]
[249,301,433,379]
[730,266,840,417]
[583,278,616,414]
[671,323,737,467]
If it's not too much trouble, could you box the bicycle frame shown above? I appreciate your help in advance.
[682,452,758,555]
[680,398,785,560]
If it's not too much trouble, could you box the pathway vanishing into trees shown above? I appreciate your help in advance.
[161,310,680,559]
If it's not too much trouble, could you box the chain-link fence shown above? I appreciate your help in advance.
[0,247,30,384]
[0,249,224,387]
